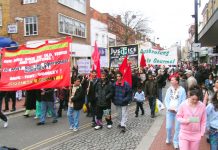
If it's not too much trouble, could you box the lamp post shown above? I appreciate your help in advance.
[194,0,198,43]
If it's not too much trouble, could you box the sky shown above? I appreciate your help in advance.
[90,0,208,48]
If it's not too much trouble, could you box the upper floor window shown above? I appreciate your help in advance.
[23,0,37,4]
[0,6,2,26]
[24,16,38,36]
[58,0,86,14]
[58,14,86,38]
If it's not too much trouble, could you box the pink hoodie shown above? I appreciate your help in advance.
[176,100,206,141]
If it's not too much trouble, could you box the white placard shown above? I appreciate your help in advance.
[8,24,18,33]
[77,59,91,74]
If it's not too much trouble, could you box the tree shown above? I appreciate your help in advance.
[113,11,152,45]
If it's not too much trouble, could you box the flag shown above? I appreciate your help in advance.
[140,53,146,68]
[123,64,132,87]
[119,56,128,75]
[91,41,101,78]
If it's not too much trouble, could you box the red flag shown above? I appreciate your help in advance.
[140,53,146,68]
[123,64,132,87]
[91,41,101,78]
[119,56,128,75]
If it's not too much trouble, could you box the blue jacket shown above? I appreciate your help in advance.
[112,81,132,106]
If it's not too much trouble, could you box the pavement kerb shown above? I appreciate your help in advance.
[136,110,166,150]
[4,108,25,117]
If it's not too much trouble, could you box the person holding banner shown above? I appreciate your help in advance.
[37,88,57,125]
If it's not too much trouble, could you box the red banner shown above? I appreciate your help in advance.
[0,37,72,91]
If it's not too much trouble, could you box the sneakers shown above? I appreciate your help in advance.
[69,126,74,130]
[4,121,8,128]
[166,139,170,144]
[135,114,138,117]
[34,116,39,119]
[107,125,112,129]
[73,128,78,132]
[37,122,45,126]
[121,126,126,133]
[94,125,103,130]
[52,120,58,123]
[174,144,179,149]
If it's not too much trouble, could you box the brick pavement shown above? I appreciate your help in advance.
[149,119,210,150]
[43,105,155,150]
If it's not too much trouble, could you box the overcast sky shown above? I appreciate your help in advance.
[90,0,207,47]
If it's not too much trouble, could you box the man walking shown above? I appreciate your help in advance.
[113,72,132,133]
[144,74,158,118]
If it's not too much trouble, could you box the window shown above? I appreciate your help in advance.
[24,16,38,36]
[58,0,86,14]
[23,0,37,4]
[0,6,2,26]
[58,14,86,38]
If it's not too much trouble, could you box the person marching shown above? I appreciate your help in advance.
[177,87,206,150]
[113,72,132,133]
[94,72,114,130]
[134,85,145,117]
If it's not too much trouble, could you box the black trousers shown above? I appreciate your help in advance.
[96,105,112,125]
[148,96,156,115]
[5,91,16,110]
[135,102,144,115]
[0,111,7,122]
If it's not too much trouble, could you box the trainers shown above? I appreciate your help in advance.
[69,126,74,130]
[34,116,39,119]
[174,144,179,149]
[166,139,170,144]
[52,120,58,123]
[73,128,78,132]
[107,125,112,129]
[135,115,138,117]
[94,125,102,130]
[4,121,8,128]
[121,126,126,133]
[37,122,45,126]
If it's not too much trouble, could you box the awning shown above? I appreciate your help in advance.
[0,37,18,50]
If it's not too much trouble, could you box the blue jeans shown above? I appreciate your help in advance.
[166,111,180,147]
[67,107,80,129]
[158,88,162,102]
[40,101,57,123]
[209,127,218,150]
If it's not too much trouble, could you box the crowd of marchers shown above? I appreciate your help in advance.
[0,62,218,150]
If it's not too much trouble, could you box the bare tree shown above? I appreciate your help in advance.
[113,11,152,45]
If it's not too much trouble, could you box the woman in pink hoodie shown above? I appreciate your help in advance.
[177,87,206,150]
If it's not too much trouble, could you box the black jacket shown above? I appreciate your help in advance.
[71,86,85,110]
[41,89,54,102]
[95,79,113,107]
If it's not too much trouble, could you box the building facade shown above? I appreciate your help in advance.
[0,0,10,37]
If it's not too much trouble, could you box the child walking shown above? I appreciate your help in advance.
[134,86,145,117]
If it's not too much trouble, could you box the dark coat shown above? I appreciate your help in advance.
[71,86,85,110]
[144,80,158,97]
[95,79,113,107]
[112,81,132,106]
[87,78,99,104]
[25,89,41,110]
[41,89,54,102]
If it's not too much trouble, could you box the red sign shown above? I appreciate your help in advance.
[0,37,72,91]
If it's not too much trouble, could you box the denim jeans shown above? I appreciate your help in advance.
[166,110,180,147]
[209,127,218,150]
[67,107,80,129]
[148,96,156,115]
[40,101,57,123]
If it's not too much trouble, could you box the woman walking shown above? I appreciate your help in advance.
[177,87,206,150]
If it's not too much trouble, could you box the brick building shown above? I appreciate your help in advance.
[0,0,10,37]
[90,8,136,45]
[5,0,90,49]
